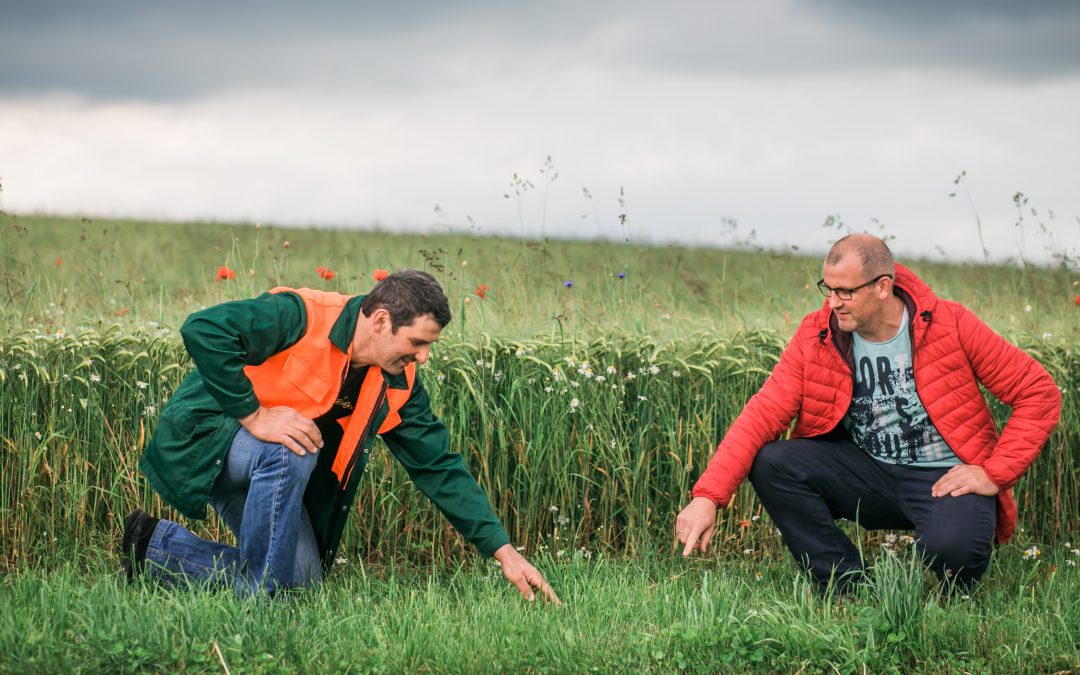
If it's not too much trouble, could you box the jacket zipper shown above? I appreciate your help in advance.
[323,378,388,567]
[338,380,388,492]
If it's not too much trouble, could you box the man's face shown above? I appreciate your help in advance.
[372,312,442,375]
[821,257,890,335]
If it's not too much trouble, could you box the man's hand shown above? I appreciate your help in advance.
[931,464,1000,498]
[493,544,561,605]
[239,406,323,456]
[675,496,719,557]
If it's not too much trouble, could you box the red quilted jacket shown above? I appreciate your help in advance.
[692,263,1061,543]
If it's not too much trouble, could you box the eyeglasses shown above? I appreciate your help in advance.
[816,274,892,300]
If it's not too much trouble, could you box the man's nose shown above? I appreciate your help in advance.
[827,293,843,310]
[415,345,431,364]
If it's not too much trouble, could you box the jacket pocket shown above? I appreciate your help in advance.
[283,354,332,403]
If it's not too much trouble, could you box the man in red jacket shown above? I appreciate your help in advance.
[676,234,1061,594]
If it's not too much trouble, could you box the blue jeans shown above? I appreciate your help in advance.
[748,436,996,594]
[144,429,323,597]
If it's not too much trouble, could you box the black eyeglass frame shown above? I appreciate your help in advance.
[816,274,893,300]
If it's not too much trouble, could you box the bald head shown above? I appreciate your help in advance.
[825,234,896,279]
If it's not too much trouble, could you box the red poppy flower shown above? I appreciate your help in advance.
[215,265,236,281]
[475,283,488,299]
[54,257,63,267]
[316,266,335,280]
[1075,294,1080,307]
[739,519,751,529]
[373,269,389,282]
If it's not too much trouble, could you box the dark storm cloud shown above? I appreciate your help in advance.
[2,0,1079,101]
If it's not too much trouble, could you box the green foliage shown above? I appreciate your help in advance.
[1,554,1077,673]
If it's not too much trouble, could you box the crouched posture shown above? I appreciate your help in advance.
[123,270,558,603]
[677,234,1061,594]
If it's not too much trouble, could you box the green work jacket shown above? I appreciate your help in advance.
[139,291,510,567]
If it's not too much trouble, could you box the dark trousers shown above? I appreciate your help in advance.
[748,436,996,594]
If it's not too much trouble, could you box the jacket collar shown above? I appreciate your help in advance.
[327,294,409,390]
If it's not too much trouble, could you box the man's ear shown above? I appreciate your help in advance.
[371,308,392,334]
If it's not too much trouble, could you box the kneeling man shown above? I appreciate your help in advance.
[123,269,558,603]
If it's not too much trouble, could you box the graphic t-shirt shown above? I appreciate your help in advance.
[842,309,960,467]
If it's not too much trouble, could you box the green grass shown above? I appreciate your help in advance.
[2,549,1078,673]
[1,213,1078,672]
[3,214,1078,341]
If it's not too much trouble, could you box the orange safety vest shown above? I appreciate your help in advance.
[243,286,415,486]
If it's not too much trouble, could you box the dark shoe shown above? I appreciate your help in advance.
[120,509,160,583]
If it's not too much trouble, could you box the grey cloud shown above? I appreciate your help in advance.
[2,0,1079,102]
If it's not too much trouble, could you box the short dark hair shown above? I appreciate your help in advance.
[360,269,452,331]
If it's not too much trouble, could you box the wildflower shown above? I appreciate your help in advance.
[89,373,102,383]
[493,371,503,381]
[1042,332,1053,339]
[638,395,648,401]
[743,548,754,556]
[316,266,336,280]
[1075,294,1080,307]
[648,364,660,375]
[1024,305,1032,313]
[740,519,751,528]
[899,534,915,545]
[885,533,898,544]
[606,365,617,376]
[1068,560,1077,567]
[569,398,580,411]
[559,516,570,525]
[563,280,574,288]
[616,271,626,279]
[527,378,536,384]
[372,269,389,282]
[34,431,42,440]
[215,266,236,281]
[544,386,554,393]
[672,370,682,378]
[625,371,636,381]
[136,381,148,390]
[515,348,525,357]
[1023,545,1041,560]
[549,505,559,513]
[54,257,63,266]
[595,375,606,383]
[283,240,290,249]
[475,283,488,299]
[334,557,347,565]
[569,380,580,388]
[143,405,157,416]
[437,373,445,382]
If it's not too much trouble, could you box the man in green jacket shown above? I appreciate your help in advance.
[122,270,559,602]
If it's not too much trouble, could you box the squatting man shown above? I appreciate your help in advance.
[676,234,1061,595]
[122,270,559,603]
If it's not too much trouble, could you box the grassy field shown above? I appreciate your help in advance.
[2,550,1079,673]
[1,214,1079,672]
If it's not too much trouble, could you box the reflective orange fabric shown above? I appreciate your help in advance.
[242,287,416,485]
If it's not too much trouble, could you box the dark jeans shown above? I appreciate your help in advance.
[748,436,996,594]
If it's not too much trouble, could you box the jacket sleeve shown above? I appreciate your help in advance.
[691,327,807,506]
[380,373,511,557]
[955,305,1062,488]
[178,292,307,418]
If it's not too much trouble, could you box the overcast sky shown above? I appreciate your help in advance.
[2,0,1079,264]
